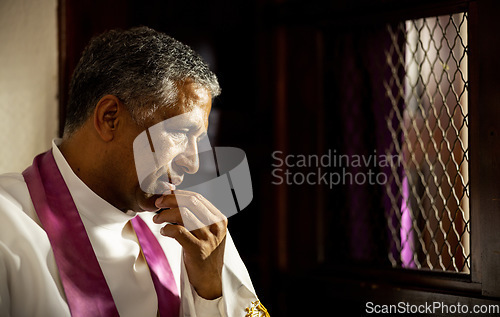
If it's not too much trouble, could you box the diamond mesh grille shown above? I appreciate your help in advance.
[384,12,470,273]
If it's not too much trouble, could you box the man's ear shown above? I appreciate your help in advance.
[93,95,123,142]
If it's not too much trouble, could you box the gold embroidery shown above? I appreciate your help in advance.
[245,300,270,317]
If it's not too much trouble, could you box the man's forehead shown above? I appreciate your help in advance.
[156,104,209,127]
[141,81,212,129]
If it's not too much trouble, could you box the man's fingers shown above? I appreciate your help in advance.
[161,224,224,261]
[153,208,183,225]
[154,205,212,235]
[154,190,228,237]
[178,205,211,233]
[160,224,201,254]
[155,194,178,209]
[164,191,227,227]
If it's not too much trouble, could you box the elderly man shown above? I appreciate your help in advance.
[0,27,266,317]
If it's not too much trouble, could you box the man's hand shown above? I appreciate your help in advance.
[153,190,227,300]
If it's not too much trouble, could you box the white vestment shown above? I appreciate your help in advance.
[0,140,258,317]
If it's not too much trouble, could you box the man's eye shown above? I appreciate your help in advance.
[172,132,184,138]
[168,131,186,140]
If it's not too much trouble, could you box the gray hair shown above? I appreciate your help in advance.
[64,26,220,135]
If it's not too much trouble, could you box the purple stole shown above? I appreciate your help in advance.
[22,151,180,317]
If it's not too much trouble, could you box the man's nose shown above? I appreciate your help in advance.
[175,138,200,174]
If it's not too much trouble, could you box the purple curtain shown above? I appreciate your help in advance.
[330,23,405,266]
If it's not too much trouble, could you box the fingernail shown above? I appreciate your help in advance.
[153,214,159,223]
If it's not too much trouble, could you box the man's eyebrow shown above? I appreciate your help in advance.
[163,120,197,130]
[183,123,199,130]
[184,122,207,133]
[161,116,207,133]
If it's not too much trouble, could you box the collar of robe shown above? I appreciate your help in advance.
[23,150,180,317]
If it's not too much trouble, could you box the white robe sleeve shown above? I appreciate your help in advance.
[178,231,260,317]
[0,242,13,317]
[0,175,70,317]
[220,231,260,317]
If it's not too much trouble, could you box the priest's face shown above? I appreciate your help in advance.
[114,82,212,212]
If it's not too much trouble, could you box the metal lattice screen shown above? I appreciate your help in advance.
[384,12,470,273]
